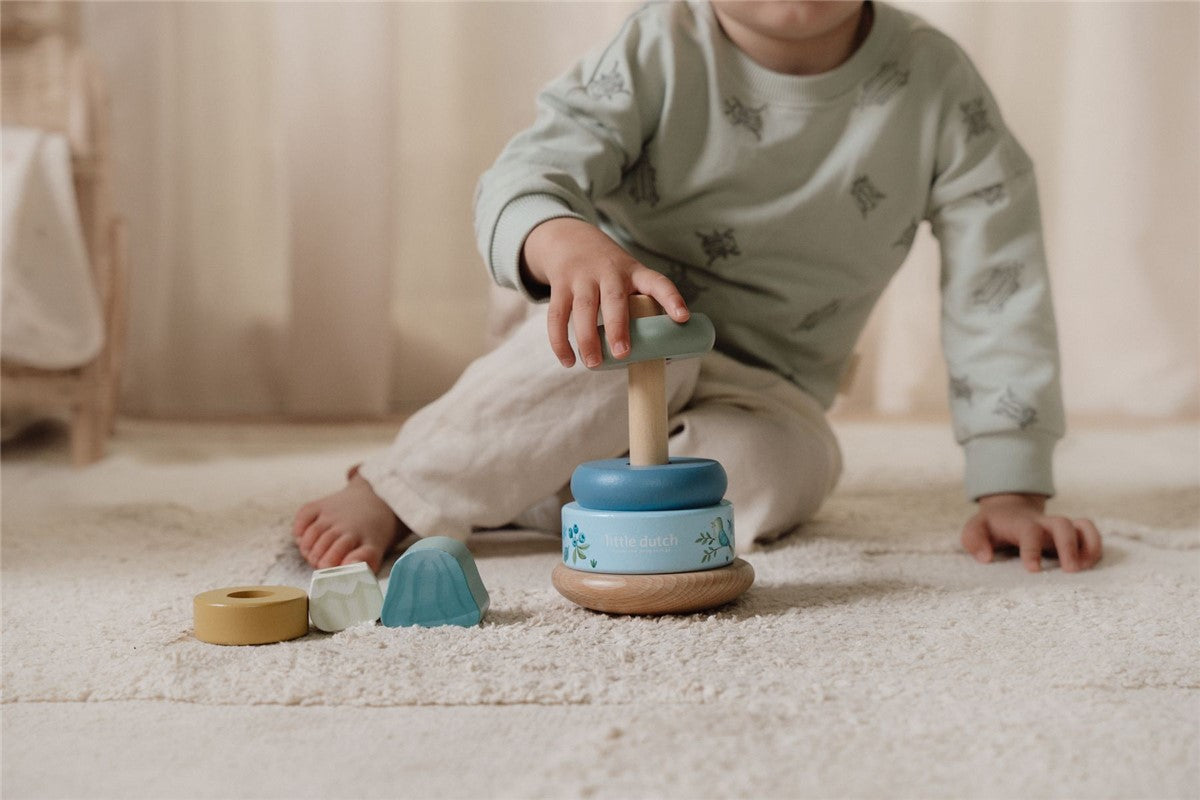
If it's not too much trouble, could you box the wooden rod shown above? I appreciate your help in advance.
[627,295,668,466]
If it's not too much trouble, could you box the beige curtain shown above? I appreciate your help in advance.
[81,1,1198,420]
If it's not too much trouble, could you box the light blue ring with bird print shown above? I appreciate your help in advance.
[571,457,727,512]
[561,500,734,575]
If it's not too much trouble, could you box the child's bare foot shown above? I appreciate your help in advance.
[292,473,403,573]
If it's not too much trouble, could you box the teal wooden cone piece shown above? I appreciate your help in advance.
[381,536,490,628]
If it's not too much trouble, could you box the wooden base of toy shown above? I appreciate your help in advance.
[552,558,754,615]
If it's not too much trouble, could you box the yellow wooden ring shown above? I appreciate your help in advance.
[551,558,754,615]
[193,585,309,645]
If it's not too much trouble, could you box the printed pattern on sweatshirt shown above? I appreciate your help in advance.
[857,61,910,108]
[695,229,741,266]
[723,97,766,140]
[971,262,1023,313]
[960,97,994,139]
[851,176,887,218]
[626,155,660,207]
[994,386,1038,429]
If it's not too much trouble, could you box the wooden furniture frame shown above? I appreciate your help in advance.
[2,1,126,464]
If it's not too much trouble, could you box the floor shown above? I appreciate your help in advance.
[2,418,1197,799]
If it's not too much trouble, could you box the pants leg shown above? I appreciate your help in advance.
[668,351,843,552]
[359,307,702,540]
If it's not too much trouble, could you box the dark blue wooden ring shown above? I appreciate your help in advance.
[570,457,727,512]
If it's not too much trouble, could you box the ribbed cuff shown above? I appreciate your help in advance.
[963,432,1057,501]
[489,193,585,302]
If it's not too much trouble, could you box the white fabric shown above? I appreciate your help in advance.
[78,3,1198,418]
[359,307,842,546]
[1,126,103,369]
[2,420,1196,798]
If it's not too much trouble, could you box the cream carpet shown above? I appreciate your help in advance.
[2,420,1197,799]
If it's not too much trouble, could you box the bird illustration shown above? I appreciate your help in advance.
[712,517,730,549]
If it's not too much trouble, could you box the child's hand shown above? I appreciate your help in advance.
[961,493,1103,572]
[522,217,689,368]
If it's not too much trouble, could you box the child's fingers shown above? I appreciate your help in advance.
[572,284,603,368]
[1017,524,1047,572]
[1045,516,1081,572]
[961,516,994,563]
[599,276,632,359]
[631,267,689,321]
[1075,518,1103,569]
[546,289,576,367]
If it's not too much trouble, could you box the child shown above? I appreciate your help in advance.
[294,0,1102,576]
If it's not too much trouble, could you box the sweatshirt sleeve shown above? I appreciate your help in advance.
[473,7,667,301]
[926,46,1066,501]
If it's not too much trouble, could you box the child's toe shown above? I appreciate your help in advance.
[292,502,320,539]
[298,520,331,558]
[307,528,341,566]
[318,536,358,569]
[343,545,382,573]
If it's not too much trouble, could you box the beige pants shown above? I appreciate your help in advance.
[359,308,842,553]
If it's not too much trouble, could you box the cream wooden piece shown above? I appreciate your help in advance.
[308,562,384,633]
[626,295,669,466]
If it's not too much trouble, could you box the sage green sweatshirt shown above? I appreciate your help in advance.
[474,1,1065,500]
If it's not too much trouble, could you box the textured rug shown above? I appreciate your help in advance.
[2,420,1197,799]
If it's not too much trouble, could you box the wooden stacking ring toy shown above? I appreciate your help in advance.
[193,585,309,645]
[553,295,755,615]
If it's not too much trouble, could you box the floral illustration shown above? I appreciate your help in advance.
[565,524,593,567]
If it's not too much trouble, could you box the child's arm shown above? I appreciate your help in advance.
[473,7,686,366]
[926,45,1102,571]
